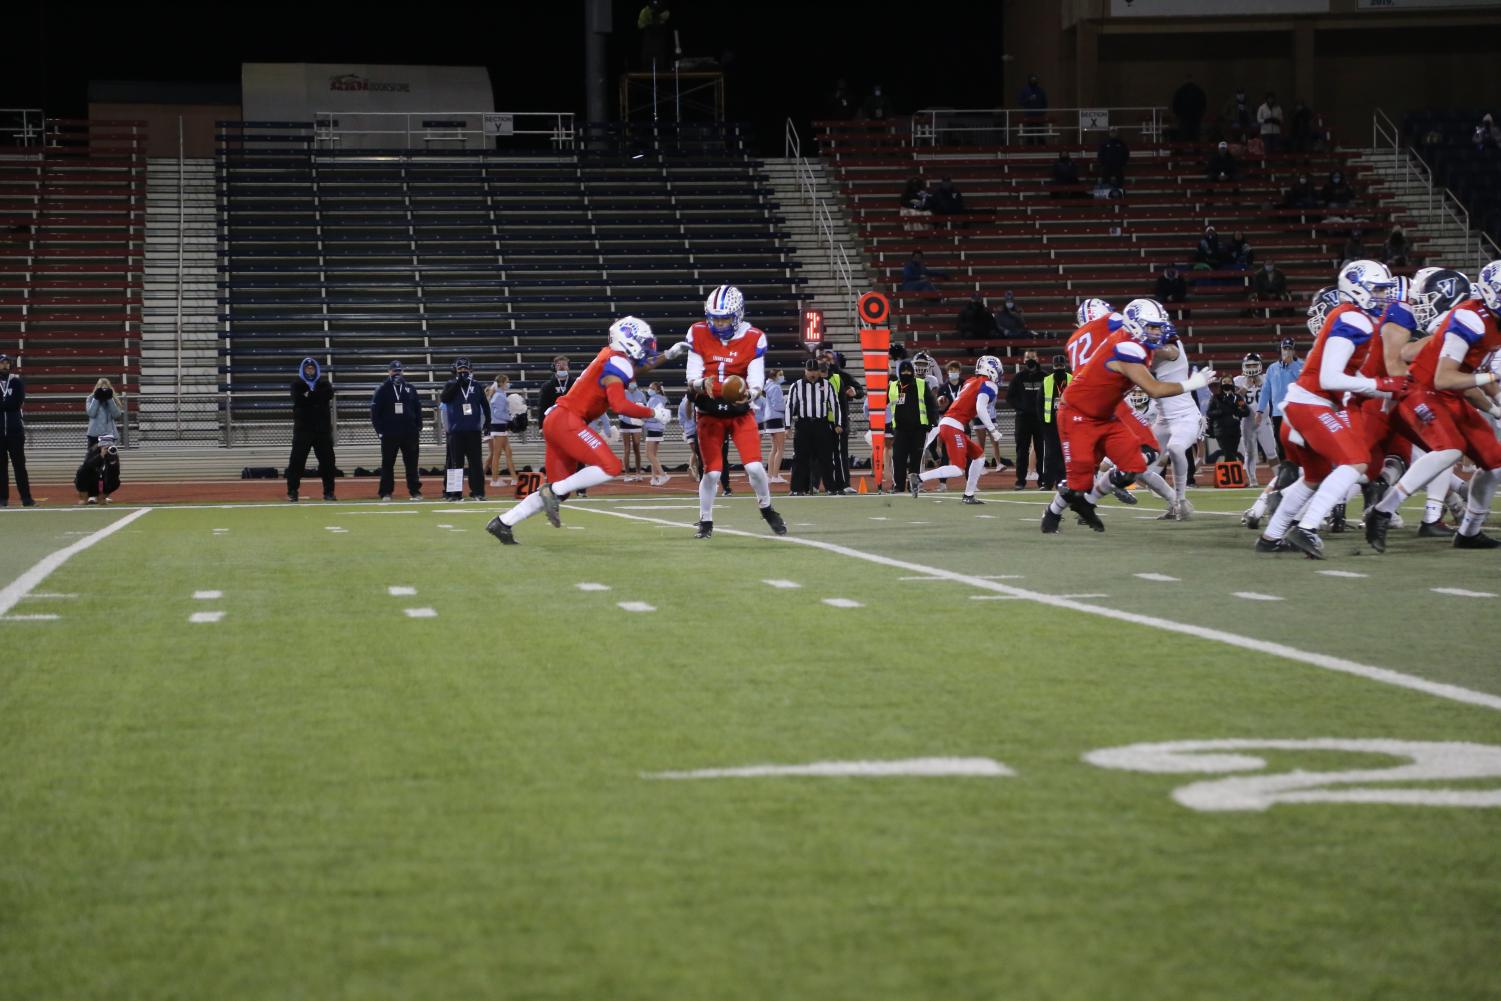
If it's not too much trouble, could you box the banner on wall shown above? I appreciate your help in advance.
[1356,0,1501,7]
[1109,0,1328,14]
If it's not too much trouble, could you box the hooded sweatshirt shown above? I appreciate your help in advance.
[291,357,335,433]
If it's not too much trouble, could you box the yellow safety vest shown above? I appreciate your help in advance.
[887,381,929,429]
[1042,373,1068,423]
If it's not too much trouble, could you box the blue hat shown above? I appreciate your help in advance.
[388,359,403,372]
[1279,337,1296,350]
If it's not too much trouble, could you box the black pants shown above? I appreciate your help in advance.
[830,422,851,491]
[791,418,835,494]
[892,427,927,486]
[287,428,336,496]
[1013,415,1043,485]
[0,431,31,504]
[1216,428,1242,463]
[446,429,486,498]
[1040,422,1064,488]
[1271,415,1285,462]
[379,433,422,497]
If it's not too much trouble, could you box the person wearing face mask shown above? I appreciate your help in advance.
[1005,351,1047,489]
[287,355,337,502]
[762,368,788,483]
[617,379,647,482]
[0,353,35,507]
[1252,260,1290,315]
[643,381,671,486]
[1039,354,1070,490]
[440,356,490,501]
[887,359,939,493]
[538,355,572,415]
[371,360,425,501]
[1283,173,1319,210]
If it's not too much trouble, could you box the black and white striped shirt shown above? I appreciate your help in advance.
[785,376,836,423]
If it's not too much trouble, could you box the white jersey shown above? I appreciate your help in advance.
[1152,343,1200,419]
[1233,374,1265,412]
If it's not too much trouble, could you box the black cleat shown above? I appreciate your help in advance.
[485,516,517,545]
[1041,508,1062,534]
[323,492,337,502]
[1364,508,1391,553]
[538,484,562,527]
[962,494,985,505]
[760,506,788,536]
[908,473,922,499]
[694,520,714,539]
[1417,519,1455,538]
[1254,535,1292,553]
[1110,486,1139,505]
[1066,493,1106,532]
[1285,526,1326,560]
[1453,530,1501,550]
[1329,503,1347,533]
[287,491,299,503]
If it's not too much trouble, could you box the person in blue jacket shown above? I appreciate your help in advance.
[370,359,425,500]
[440,357,490,501]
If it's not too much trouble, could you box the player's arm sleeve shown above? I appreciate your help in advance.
[604,379,655,419]
[977,382,999,430]
[684,341,705,389]
[1318,329,1378,394]
[747,352,766,393]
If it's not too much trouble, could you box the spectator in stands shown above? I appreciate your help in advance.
[1321,170,1355,209]
[1384,226,1411,269]
[900,176,930,211]
[930,177,966,217]
[1251,261,1290,308]
[0,354,34,507]
[538,355,571,414]
[1222,91,1253,142]
[286,357,337,502]
[1097,128,1129,189]
[827,78,857,120]
[1207,141,1238,184]
[1340,227,1370,267]
[1019,74,1048,145]
[1196,226,1228,269]
[1227,230,1254,269]
[372,360,424,501]
[1290,99,1314,153]
[1050,150,1081,197]
[860,84,890,121]
[956,292,999,340]
[1473,113,1501,153]
[484,372,516,489]
[994,291,1029,339]
[1155,266,1188,305]
[900,250,946,292]
[1283,172,1320,210]
[1171,75,1207,142]
[440,357,489,502]
[637,0,672,70]
[85,377,123,453]
[1006,351,1046,490]
[1256,92,1284,154]
[74,435,121,505]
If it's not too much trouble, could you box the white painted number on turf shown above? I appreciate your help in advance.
[1084,739,1501,812]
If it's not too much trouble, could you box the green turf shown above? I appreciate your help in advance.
[1,488,1498,1000]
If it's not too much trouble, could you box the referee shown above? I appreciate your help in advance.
[786,358,837,495]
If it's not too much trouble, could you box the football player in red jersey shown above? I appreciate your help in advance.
[1365,260,1501,551]
[910,354,1002,503]
[1041,298,1215,534]
[1256,262,1410,558]
[685,285,787,539]
[486,317,678,544]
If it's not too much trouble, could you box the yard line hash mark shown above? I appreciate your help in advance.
[188,611,225,624]
[1432,588,1497,599]
[617,601,656,613]
[387,586,417,596]
[403,608,438,618]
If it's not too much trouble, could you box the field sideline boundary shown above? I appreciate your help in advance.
[0,508,153,617]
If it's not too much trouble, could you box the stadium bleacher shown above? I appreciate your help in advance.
[1402,109,1501,246]
[817,119,1397,371]
[217,121,808,433]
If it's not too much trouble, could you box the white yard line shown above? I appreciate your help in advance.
[0,508,151,618]
[1,614,60,622]
[1234,592,1285,602]
[1318,570,1369,579]
[1432,587,1497,599]
[646,758,1013,780]
[575,506,1501,714]
[1135,573,1181,582]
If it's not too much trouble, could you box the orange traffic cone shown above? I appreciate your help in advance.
[857,477,868,494]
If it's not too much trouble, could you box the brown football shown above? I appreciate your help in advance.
[720,374,748,403]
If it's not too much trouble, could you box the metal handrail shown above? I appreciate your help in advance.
[311,110,575,150]
[0,108,46,147]
[1372,108,1490,270]
[909,106,1169,148]
[785,118,857,333]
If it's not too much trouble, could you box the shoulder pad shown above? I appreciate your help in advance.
[1113,340,1149,362]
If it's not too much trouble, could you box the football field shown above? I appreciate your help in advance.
[2,485,1498,1000]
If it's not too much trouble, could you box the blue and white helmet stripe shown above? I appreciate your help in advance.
[608,315,657,361]
[1076,297,1113,327]
[1337,259,1396,314]
[705,284,746,338]
[975,354,1002,381]
[1306,285,1342,337]
[1120,297,1170,347]
[1477,260,1501,313]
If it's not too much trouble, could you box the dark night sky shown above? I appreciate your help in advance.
[1,2,1005,152]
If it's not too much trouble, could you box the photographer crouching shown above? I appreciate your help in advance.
[75,434,121,504]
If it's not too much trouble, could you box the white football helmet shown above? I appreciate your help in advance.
[912,351,935,379]
[608,315,658,360]
[1337,259,1396,313]
[1076,297,1113,327]
[975,355,1002,381]
[1410,268,1473,330]
[1126,386,1150,412]
[1241,353,1263,378]
[1120,298,1171,348]
[1476,260,1501,313]
[704,284,745,338]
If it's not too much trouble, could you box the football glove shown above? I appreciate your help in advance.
[1180,368,1216,393]
[665,340,692,361]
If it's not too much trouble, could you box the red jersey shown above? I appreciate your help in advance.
[942,375,997,426]
[557,346,639,423]
[686,320,768,388]
[1064,313,1123,373]
[1295,303,1375,406]
[1062,328,1154,420]
[1408,303,1501,396]
[1359,300,1419,379]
